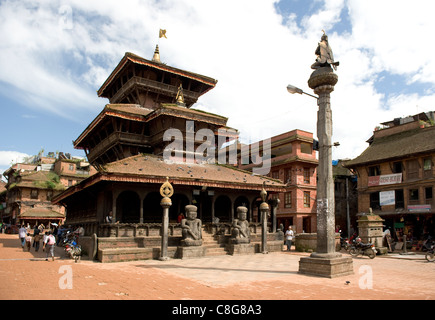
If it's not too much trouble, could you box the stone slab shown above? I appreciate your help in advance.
[227,243,255,255]
[177,246,206,259]
[298,256,354,278]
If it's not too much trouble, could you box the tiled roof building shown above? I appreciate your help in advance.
[345,112,435,243]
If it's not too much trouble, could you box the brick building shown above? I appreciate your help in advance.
[238,130,318,233]
[2,153,96,227]
[345,111,435,243]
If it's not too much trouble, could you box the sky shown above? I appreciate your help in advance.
[1,0,435,180]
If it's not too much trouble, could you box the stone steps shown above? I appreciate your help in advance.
[97,228,230,262]
[201,229,230,256]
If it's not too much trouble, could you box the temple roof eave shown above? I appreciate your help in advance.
[52,158,286,205]
[97,52,217,99]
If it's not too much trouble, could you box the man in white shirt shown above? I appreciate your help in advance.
[18,225,27,249]
[285,226,294,251]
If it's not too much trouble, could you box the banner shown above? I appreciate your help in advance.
[380,190,395,206]
[368,173,402,186]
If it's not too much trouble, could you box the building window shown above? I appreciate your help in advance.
[425,187,433,200]
[300,142,312,154]
[68,180,73,187]
[370,192,380,210]
[407,159,419,180]
[47,190,53,201]
[409,189,419,201]
[423,158,432,171]
[284,192,292,208]
[392,161,403,173]
[271,170,280,180]
[303,191,310,208]
[284,168,292,184]
[69,164,75,171]
[368,165,380,176]
[30,189,38,200]
[303,168,310,184]
[395,189,404,209]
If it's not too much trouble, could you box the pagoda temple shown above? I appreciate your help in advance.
[52,46,285,261]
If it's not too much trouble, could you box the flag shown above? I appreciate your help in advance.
[159,29,167,39]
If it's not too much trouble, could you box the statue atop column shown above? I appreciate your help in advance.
[180,205,202,246]
[230,206,251,244]
[311,30,339,71]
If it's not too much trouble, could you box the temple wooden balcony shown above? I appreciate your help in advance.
[87,131,151,164]
[110,76,201,107]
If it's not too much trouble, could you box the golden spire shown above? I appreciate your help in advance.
[152,44,161,63]
[176,84,186,107]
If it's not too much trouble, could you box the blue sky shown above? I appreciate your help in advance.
[1,0,435,179]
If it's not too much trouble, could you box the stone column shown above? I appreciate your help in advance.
[160,177,173,261]
[139,195,144,224]
[260,185,269,254]
[298,67,353,278]
[311,67,338,258]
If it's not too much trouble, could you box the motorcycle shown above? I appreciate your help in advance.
[64,239,82,262]
[349,237,377,259]
[62,231,81,262]
[424,236,435,262]
[341,231,358,251]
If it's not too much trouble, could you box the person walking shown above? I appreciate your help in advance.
[25,233,32,251]
[44,231,56,261]
[33,232,41,252]
[285,226,294,251]
[18,225,27,249]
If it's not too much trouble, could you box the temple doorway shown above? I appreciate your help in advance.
[117,191,140,223]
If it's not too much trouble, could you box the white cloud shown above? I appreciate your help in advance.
[0,151,30,181]
[0,151,28,167]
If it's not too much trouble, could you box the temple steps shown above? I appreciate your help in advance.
[96,228,230,262]
[201,229,230,256]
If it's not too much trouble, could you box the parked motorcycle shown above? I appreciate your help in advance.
[424,236,434,262]
[62,231,81,262]
[341,232,358,251]
[64,239,82,262]
[349,237,377,259]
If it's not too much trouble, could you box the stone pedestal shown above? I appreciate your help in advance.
[228,243,255,255]
[357,213,387,254]
[177,246,206,259]
[299,255,354,278]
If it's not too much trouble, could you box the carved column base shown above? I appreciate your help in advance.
[227,243,255,256]
[177,246,206,259]
[298,256,354,278]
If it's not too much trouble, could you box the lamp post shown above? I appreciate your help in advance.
[286,32,353,278]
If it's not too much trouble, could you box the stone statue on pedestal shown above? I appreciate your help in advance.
[230,206,250,244]
[180,205,202,246]
[311,30,339,71]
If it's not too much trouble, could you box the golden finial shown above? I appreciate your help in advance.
[152,44,161,63]
[176,84,186,107]
[260,182,267,203]
[160,176,174,198]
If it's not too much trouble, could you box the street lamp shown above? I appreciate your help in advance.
[286,84,318,100]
